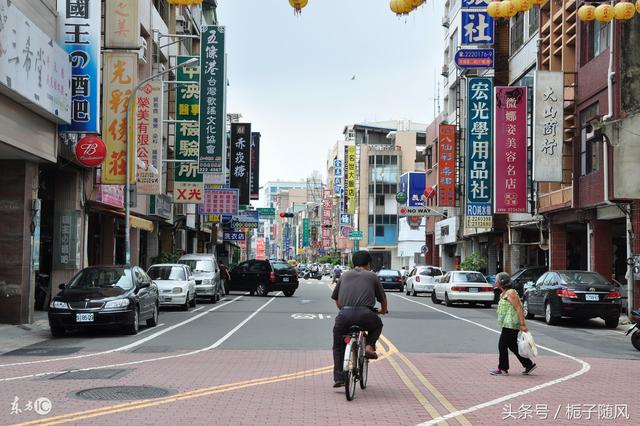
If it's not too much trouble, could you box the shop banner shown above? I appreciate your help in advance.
[495,86,528,213]
[533,71,564,182]
[333,159,343,196]
[57,0,101,132]
[105,0,139,49]
[342,146,349,213]
[466,77,493,228]
[400,172,427,207]
[302,218,310,247]
[102,52,137,184]
[201,188,239,215]
[223,231,245,242]
[174,56,203,203]
[199,25,226,179]
[250,132,261,200]
[230,123,252,205]
[256,238,266,260]
[438,124,457,207]
[346,145,356,214]
[53,210,81,269]
[136,81,163,194]
[322,189,333,248]
[461,10,494,45]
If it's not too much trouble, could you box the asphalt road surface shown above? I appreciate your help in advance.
[0,277,638,425]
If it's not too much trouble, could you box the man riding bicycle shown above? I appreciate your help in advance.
[331,250,388,388]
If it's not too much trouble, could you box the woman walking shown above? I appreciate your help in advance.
[491,272,537,376]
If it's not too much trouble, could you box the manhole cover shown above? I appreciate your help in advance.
[130,346,172,353]
[52,369,130,380]
[2,347,83,356]
[74,386,172,401]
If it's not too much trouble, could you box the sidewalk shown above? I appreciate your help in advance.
[0,311,51,354]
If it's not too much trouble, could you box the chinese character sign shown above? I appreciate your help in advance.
[202,188,239,215]
[461,10,494,45]
[199,25,226,179]
[333,159,343,196]
[57,0,100,133]
[466,77,493,228]
[302,218,310,247]
[256,238,266,260]
[533,71,564,183]
[223,231,245,241]
[250,132,261,200]
[174,56,203,204]
[342,146,349,213]
[101,52,136,184]
[105,0,139,49]
[322,189,333,248]
[136,81,163,194]
[438,124,457,207]
[462,0,491,6]
[347,146,356,214]
[230,123,252,205]
[495,86,528,213]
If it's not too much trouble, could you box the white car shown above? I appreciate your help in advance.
[147,264,197,310]
[405,266,444,296]
[431,271,494,307]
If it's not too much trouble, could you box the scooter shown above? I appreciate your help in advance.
[625,309,640,351]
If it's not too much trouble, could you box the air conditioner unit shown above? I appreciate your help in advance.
[138,37,148,64]
[441,64,449,77]
[176,15,189,34]
[176,229,187,251]
[442,16,450,28]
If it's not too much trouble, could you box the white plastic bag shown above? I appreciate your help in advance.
[517,331,538,358]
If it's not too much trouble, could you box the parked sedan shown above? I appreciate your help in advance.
[523,270,622,328]
[229,259,299,297]
[405,266,443,296]
[147,264,196,310]
[377,269,403,292]
[511,266,548,298]
[431,271,494,307]
[48,266,159,337]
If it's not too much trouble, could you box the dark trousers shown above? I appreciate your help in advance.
[498,327,534,371]
[332,308,383,382]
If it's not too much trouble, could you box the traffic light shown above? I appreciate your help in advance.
[279,212,294,218]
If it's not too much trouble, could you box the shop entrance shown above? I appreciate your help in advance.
[566,223,587,270]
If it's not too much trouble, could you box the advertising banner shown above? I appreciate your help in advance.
[466,77,493,229]
[256,238,266,260]
[400,172,427,207]
[462,0,491,7]
[102,52,137,184]
[53,210,81,269]
[199,25,226,179]
[174,56,203,203]
[346,146,356,214]
[455,49,494,69]
[342,146,349,213]
[201,188,239,215]
[250,132,261,200]
[334,159,343,196]
[438,124,457,207]
[302,218,310,247]
[105,0,139,49]
[533,71,564,182]
[230,123,252,205]
[223,231,246,241]
[495,86,528,213]
[57,0,101,132]
[461,10,494,45]
[136,81,163,194]
[322,189,333,248]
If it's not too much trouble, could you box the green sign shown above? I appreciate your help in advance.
[348,230,363,240]
[396,191,408,204]
[257,207,275,217]
[302,218,310,247]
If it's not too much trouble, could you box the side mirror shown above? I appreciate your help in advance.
[138,281,151,289]
[59,283,66,290]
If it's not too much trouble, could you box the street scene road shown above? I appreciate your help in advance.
[1,278,637,425]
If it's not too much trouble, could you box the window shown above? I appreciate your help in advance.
[582,21,610,64]
[580,103,600,176]
[375,225,385,237]
[528,7,539,35]
[390,156,398,165]
[426,146,433,170]
[249,261,268,272]
[376,194,385,206]
[510,12,525,54]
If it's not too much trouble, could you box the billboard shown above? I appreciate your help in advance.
[229,123,252,205]
[533,71,564,182]
[438,124,457,207]
[136,81,163,194]
[346,146,356,214]
[400,172,427,207]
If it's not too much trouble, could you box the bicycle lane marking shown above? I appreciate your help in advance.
[389,294,591,426]
[0,295,246,370]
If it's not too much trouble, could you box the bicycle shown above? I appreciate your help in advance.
[342,324,370,401]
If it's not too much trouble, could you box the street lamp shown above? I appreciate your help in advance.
[124,57,199,266]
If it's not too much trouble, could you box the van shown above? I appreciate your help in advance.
[177,253,224,303]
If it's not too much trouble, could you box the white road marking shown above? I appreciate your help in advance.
[190,306,204,313]
[136,324,165,335]
[0,295,245,369]
[0,295,278,383]
[390,294,591,426]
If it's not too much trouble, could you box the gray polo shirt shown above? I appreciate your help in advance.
[331,269,386,309]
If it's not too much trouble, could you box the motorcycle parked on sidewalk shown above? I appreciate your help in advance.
[625,309,640,351]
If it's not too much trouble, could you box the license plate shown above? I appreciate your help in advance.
[282,277,290,282]
[163,297,172,302]
[469,288,478,293]
[76,313,94,323]
[585,294,599,301]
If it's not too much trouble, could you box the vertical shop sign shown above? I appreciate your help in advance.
[230,123,252,205]
[53,210,81,269]
[342,146,349,213]
[466,77,493,228]
[57,0,101,133]
[102,52,137,184]
[346,146,356,214]
[250,132,261,200]
[256,238,266,260]
[533,71,564,182]
[302,218,310,247]
[136,81,163,194]
[438,124,457,207]
[199,25,226,180]
[495,86,528,213]
[333,159,343,196]
[322,189,333,248]
[174,56,203,203]
[105,0,139,49]
[461,10,494,45]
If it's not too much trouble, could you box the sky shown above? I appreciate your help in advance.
[217,0,445,190]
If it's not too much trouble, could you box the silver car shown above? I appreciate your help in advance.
[177,254,224,303]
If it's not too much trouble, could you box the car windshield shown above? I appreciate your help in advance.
[419,267,441,276]
[148,266,185,281]
[453,272,487,283]
[67,267,134,290]
[378,270,400,277]
[272,262,294,271]
[559,272,608,286]
[179,259,214,272]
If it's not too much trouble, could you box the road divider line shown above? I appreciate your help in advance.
[136,323,165,335]
[190,306,204,313]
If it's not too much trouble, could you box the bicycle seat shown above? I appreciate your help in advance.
[349,325,361,332]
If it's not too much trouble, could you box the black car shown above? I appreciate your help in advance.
[377,269,403,292]
[48,266,159,337]
[511,266,548,297]
[522,270,622,328]
[229,260,299,297]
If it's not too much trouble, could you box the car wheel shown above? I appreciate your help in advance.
[484,302,493,308]
[256,283,268,297]
[50,325,65,338]
[431,291,440,304]
[127,308,140,335]
[523,299,534,319]
[445,292,453,307]
[249,290,255,296]
[545,302,559,325]
[604,317,619,329]
[406,286,411,296]
[182,294,190,311]
[147,304,159,327]
[283,290,295,297]
[469,301,477,307]
[189,293,197,307]
[631,330,640,351]
[210,294,217,304]
[412,289,418,297]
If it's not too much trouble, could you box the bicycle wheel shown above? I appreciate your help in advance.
[345,346,357,401]
[359,357,369,390]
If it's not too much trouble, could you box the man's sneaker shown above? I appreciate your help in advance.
[489,369,509,376]
[522,364,537,375]
[333,381,345,388]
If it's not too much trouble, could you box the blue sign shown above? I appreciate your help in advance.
[462,0,491,7]
[400,172,427,207]
[461,11,494,45]
[237,210,259,222]
[455,49,494,69]
[339,214,351,226]
[223,231,245,241]
[334,159,343,196]
[466,77,493,223]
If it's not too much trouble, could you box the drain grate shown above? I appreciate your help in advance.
[51,369,130,380]
[2,347,83,356]
[129,345,172,353]
[74,386,172,401]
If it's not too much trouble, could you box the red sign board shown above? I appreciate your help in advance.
[437,125,456,207]
[75,136,106,167]
[494,86,528,213]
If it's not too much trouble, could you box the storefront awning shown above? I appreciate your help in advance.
[130,216,154,232]
[88,202,154,232]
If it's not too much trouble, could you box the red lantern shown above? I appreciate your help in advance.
[279,211,286,218]
[75,136,106,167]
[424,186,436,200]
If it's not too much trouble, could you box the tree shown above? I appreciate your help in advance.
[459,252,487,272]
